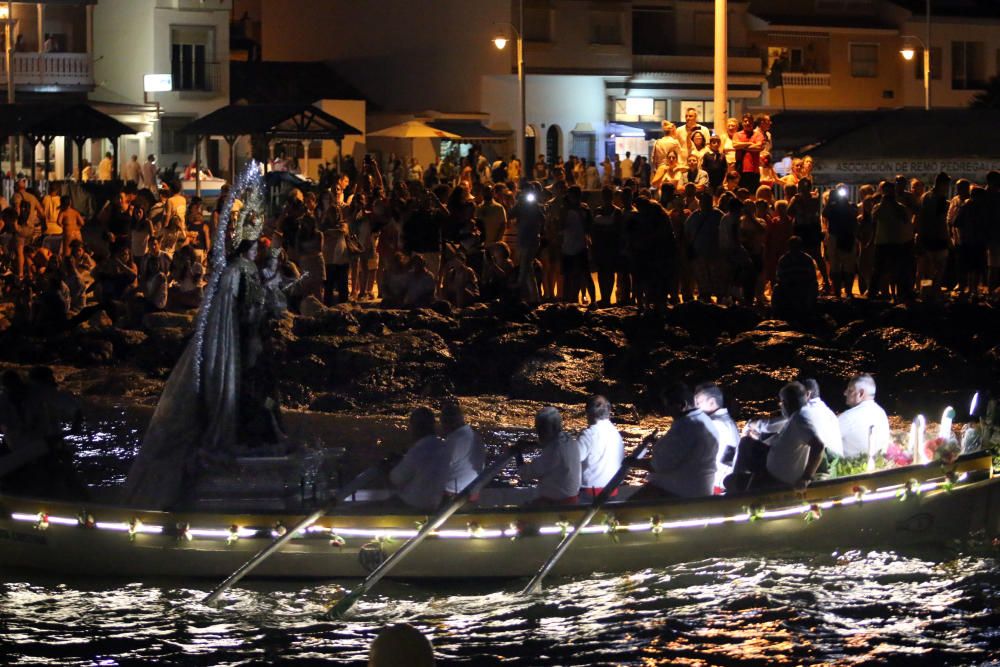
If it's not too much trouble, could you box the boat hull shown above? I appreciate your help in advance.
[1,455,996,580]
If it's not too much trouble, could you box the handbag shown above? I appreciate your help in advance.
[346,233,363,255]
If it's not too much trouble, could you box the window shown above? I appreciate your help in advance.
[952,41,986,90]
[680,100,716,126]
[171,26,214,91]
[613,98,666,123]
[849,43,878,78]
[160,116,196,155]
[589,10,622,45]
[692,12,713,49]
[912,47,941,80]
[632,8,674,55]
[523,0,551,43]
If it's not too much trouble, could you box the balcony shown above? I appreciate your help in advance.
[170,61,224,95]
[633,51,763,75]
[778,72,831,88]
[0,53,93,91]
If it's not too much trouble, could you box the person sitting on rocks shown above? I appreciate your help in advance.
[577,394,624,500]
[379,252,411,308]
[441,400,485,498]
[694,382,740,493]
[726,381,825,493]
[388,407,449,512]
[441,244,479,308]
[94,244,138,307]
[139,237,170,311]
[517,406,581,506]
[838,373,890,460]
[63,240,95,312]
[632,382,718,499]
[772,235,818,317]
[168,243,205,311]
[403,253,437,309]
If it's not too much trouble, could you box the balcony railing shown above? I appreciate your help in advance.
[171,61,223,94]
[0,53,93,89]
[779,72,831,88]
[633,51,763,75]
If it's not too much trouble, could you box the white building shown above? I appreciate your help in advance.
[91,0,231,179]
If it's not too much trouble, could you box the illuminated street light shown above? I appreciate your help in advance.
[491,23,525,169]
[899,0,931,111]
[900,46,915,61]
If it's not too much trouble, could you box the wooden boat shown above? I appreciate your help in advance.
[0,452,996,580]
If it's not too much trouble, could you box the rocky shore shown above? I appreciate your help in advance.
[3,298,997,426]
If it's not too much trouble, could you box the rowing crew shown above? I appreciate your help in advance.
[383,373,891,510]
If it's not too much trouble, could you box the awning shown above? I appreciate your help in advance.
[606,122,646,138]
[180,103,362,140]
[426,120,508,141]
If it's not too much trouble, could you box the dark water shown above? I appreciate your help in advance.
[2,551,999,665]
[3,405,1000,665]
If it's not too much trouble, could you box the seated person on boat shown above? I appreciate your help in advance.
[801,378,844,463]
[388,407,449,512]
[441,401,485,498]
[693,382,739,494]
[517,406,582,506]
[726,381,825,492]
[632,382,719,499]
[577,395,624,499]
[838,374,891,459]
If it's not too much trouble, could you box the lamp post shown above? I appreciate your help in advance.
[899,0,931,111]
[1,2,15,177]
[493,20,525,169]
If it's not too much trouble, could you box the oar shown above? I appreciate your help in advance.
[521,431,658,595]
[202,462,383,606]
[326,445,519,618]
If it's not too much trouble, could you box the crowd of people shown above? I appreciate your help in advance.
[2,109,999,342]
[383,372,891,510]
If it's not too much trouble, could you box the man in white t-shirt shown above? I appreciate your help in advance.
[577,395,625,499]
[800,378,844,460]
[694,382,739,493]
[675,107,710,163]
[837,374,891,459]
[728,382,825,492]
[441,401,485,496]
[389,407,450,511]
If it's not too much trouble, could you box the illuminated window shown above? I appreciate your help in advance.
[849,43,878,78]
[613,98,666,122]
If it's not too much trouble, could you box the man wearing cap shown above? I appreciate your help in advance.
[916,172,952,300]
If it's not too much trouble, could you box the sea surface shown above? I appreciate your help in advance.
[1,405,999,666]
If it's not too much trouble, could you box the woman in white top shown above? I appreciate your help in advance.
[518,407,581,506]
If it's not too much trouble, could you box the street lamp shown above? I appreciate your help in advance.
[900,35,930,111]
[493,23,525,170]
[900,0,931,111]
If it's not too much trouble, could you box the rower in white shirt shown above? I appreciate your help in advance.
[577,395,624,500]
[389,407,449,511]
[518,407,582,506]
[837,374,891,459]
[800,378,844,461]
[441,401,485,497]
[694,382,740,493]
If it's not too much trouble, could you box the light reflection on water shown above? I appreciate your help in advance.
[6,404,999,664]
[2,551,998,665]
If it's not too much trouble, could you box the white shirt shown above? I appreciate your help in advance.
[802,397,844,458]
[838,400,891,459]
[444,424,485,494]
[620,158,634,179]
[520,431,582,500]
[766,409,821,486]
[708,408,740,490]
[675,123,709,162]
[141,162,158,190]
[650,408,719,497]
[390,435,449,511]
[124,160,142,184]
[577,418,624,489]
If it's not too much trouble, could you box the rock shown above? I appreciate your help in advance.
[77,309,113,333]
[77,338,114,364]
[715,329,822,369]
[136,327,189,369]
[716,364,800,415]
[531,302,586,333]
[292,306,361,337]
[142,310,196,331]
[309,392,360,412]
[299,295,327,319]
[555,325,628,355]
[455,323,545,393]
[832,320,870,348]
[510,346,604,402]
[333,330,455,400]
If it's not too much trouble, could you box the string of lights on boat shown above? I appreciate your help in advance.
[6,473,969,544]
